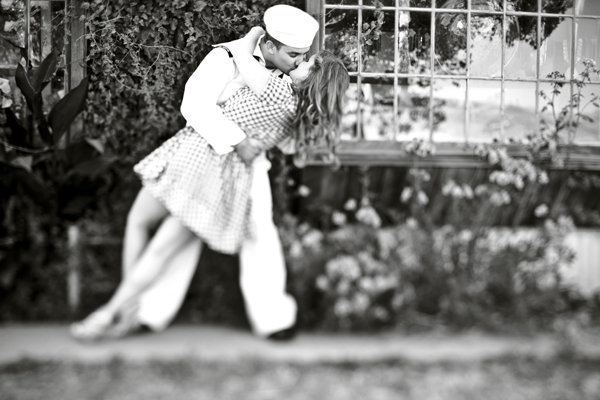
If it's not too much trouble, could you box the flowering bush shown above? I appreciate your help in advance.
[281,202,583,332]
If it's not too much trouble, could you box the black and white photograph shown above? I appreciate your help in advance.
[1,0,600,398]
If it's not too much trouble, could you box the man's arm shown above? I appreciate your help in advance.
[219,27,271,95]
[180,48,247,155]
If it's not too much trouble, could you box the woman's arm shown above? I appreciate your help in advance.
[220,27,272,95]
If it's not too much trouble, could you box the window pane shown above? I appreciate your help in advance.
[363,82,395,140]
[0,0,25,68]
[50,1,66,93]
[468,80,502,142]
[364,0,395,6]
[575,19,600,82]
[540,17,572,78]
[402,11,431,74]
[575,84,600,143]
[400,0,432,7]
[435,13,467,75]
[341,83,361,141]
[470,14,502,78]
[398,78,431,140]
[473,0,502,11]
[577,0,600,17]
[325,9,359,72]
[325,0,358,5]
[538,81,571,137]
[543,0,574,14]
[362,10,396,73]
[432,78,466,141]
[512,0,537,12]
[504,81,538,140]
[504,16,538,79]
[437,0,467,9]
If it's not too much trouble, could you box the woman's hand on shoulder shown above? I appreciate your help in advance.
[220,26,265,58]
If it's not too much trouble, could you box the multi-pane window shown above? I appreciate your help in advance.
[1,0,69,94]
[316,0,600,146]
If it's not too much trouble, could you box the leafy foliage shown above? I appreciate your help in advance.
[280,207,590,332]
[0,45,117,317]
[82,0,300,162]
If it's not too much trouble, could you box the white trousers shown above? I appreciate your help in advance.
[136,154,297,336]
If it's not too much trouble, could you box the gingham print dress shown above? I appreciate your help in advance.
[133,72,297,254]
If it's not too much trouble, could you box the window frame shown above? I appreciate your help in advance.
[306,0,600,169]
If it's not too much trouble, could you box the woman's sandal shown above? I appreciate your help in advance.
[70,309,114,341]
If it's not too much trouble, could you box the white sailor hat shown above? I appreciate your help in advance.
[264,4,319,49]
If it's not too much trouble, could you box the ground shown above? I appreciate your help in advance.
[1,324,600,400]
[2,357,600,400]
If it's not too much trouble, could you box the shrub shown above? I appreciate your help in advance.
[282,206,591,332]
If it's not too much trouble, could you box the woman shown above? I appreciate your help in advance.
[70,27,349,340]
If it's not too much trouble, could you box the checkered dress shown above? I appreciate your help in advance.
[133,73,297,254]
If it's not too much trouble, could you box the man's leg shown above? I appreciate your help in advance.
[135,237,203,331]
[239,155,297,337]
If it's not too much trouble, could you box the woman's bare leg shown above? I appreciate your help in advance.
[122,188,169,276]
[100,215,195,319]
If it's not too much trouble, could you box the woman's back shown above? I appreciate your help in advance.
[220,73,298,148]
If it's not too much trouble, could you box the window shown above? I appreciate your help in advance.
[0,0,81,96]
[308,0,600,167]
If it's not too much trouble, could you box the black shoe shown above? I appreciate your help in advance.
[267,326,297,341]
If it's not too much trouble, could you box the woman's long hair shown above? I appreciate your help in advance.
[293,50,349,166]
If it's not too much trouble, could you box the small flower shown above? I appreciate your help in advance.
[334,299,352,317]
[462,184,474,199]
[331,211,347,226]
[458,229,473,243]
[538,171,549,185]
[488,150,500,165]
[356,205,382,228]
[302,229,324,250]
[344,198,358,211]
[400,187,413,203]
[289,241,303,258]
[297,222,311,235]
[316,275,329,291]
[297,185,311,197]
[406,217,418,228]
[352,293,370,312]
[358,277,375,292]
[451,185,464,198]
[474,184,488,196]
[534,204,549,218]
[442,180,455,196]
[416,190,429,205]
[336,280,352,295]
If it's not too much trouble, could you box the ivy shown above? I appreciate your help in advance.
[82,0,300,162]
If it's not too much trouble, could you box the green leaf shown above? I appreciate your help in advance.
[48,77,88,144]
[0,35,24,49]
[67,155,117,178]
[31,50,58,91]
[15,63,37,111]
[84,137,105,154]
[15,64,51,144]
[194,1,207,12]
[10,156,33,172]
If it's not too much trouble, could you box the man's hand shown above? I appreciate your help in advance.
[234,137,262,166]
